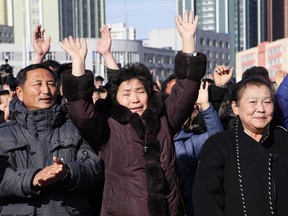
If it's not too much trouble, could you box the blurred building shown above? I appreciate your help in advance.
[236,38,288,82]
[109,23,136,40]
[0,25,13,43]
[266,0,288,41]
[176,0,282,70]
[143,28,231,75]
[0,39,175,82]
[10,0,105,45]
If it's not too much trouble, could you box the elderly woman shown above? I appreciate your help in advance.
[61,11,206,216]
[193,77,288,215]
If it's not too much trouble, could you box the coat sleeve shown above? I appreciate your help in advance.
[274,75,288,129]
[192,136,226,216]
[58,139,103,190]
[0,153,40,197]
[165,52,207,135]
[62,71,110,149]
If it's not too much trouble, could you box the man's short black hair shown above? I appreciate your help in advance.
[0,90,10,96]
[42,60,61,70]
[95,75,104,82]
[161,74,176,95]
[16,64,56,87]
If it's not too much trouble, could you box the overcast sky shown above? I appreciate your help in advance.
[105,0,176,39]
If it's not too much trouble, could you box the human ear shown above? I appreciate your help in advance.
[16,86,24,101]
[231,101,239,116]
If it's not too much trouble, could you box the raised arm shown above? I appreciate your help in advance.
[31,24,51,64]
[175,10,198,54]
[165,11,206,134]
[96,25,119,70]
[60,36,87,77]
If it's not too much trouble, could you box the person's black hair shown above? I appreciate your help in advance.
[161,74,176,95]
[230,77,274,105]
[3,77,17,91]
[16,64,56,87]
[95,75,104,82]
[42,60,61,70]
[108,63,153,104]
[242,66,269,81]
[0,63,13,74]
[0,90,10,96]
[54,63,72,90]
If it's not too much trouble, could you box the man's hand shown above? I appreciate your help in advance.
[213,65,233,87]
[32,157,68,188]
[32,24,51,64]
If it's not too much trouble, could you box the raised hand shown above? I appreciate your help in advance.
[213,65,234,87]
[32,24,51,64]
[96,25,119,70]
[175,10,198,53]
[60,36,87,76]
[96,25,112,56]
[275,69,287,88]
[196,80,210,111]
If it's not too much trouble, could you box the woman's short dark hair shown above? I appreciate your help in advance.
[108,63,153,104]
[230,77,274,105]
[16,64,56,87]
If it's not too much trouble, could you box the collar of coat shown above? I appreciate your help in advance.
[109,92,165,124]
[9,96,69,131]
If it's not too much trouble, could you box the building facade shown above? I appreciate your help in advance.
[11,0,105,45]
[144,27,231,75]
[0,39,175,82]
[236,38,288,82]
[0,25,13,43]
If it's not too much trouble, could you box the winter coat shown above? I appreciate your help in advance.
[193,118,288,216]
[274,75,288,129]
[0,96,103,216]
[62,52,207,216]
[174,103,223,216]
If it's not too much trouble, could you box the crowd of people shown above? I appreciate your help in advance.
[0,9,288,216]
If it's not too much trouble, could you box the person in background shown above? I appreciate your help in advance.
[161,74,176,97]
[60,10,207,215]
[42,59,61,71]
[94,75,104,89]
[0,63,103,215]
[174,79,223,216]
[0,90,11,123]
[193,77,288,215]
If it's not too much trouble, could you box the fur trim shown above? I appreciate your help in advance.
[174,52,207,81]
[62,70,94,101]
[148,193,169,216]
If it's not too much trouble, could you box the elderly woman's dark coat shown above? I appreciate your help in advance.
[193,118,288,216]
[62,52,207,216]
